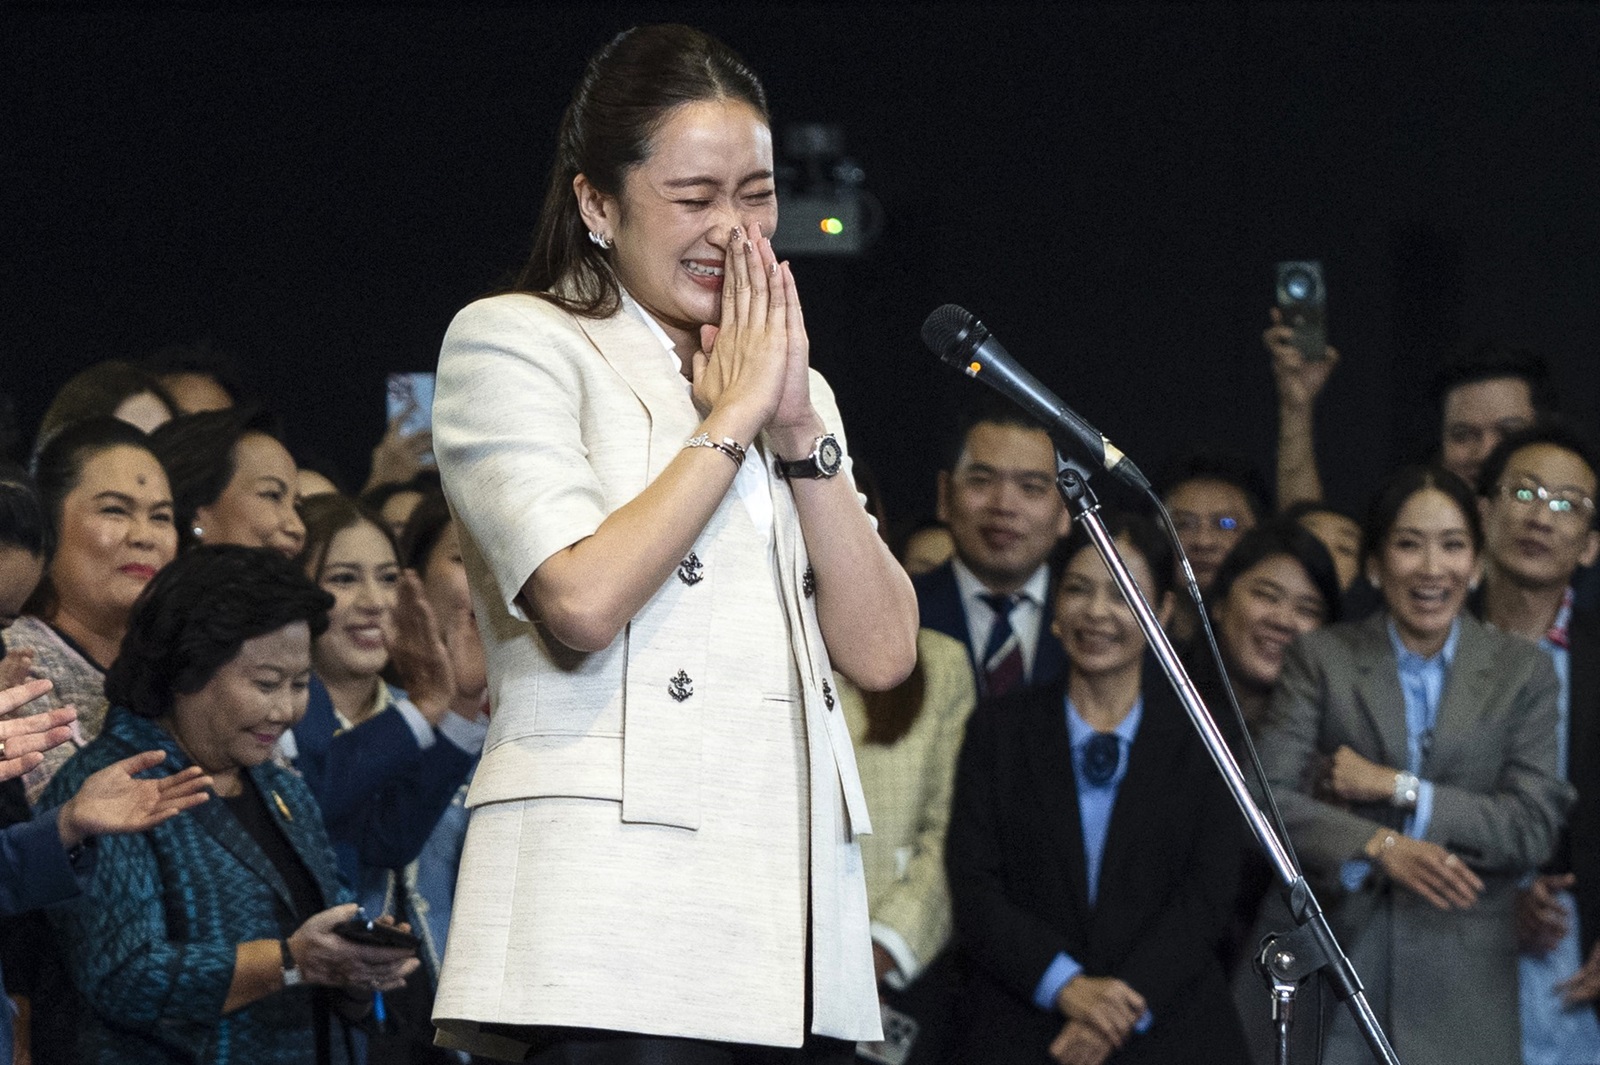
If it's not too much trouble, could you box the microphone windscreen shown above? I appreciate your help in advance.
[920,304,980,367]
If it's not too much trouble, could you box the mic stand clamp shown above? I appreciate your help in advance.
[1052,454,1401,1065]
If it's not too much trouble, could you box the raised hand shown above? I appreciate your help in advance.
[56,750,212,848]
[0,679,78,783]
[1264,306,1339,411]
[386,573,454,727]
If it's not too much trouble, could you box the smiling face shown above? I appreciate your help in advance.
[1371,487,1478,656]
[1481,442,1600,593]
[1052,534,1170,681]
[1214,553,1328,690]
[576,97,777,357]
[310,521,399,684]
[195,433,305,558]
[166,621,312,775]
[50,445,178,626]
[938,422,1070,594]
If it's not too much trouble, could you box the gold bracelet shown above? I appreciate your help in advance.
[684,432,746,468]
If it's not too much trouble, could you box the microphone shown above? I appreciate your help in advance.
[920,304,1150,492]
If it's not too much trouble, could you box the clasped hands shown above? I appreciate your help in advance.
[689,222,818,454]
[1051,975,1146,1065]
[1325,745,1484,910]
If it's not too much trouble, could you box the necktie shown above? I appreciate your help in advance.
[1082,733,1121,786]
[978,592,1026,698]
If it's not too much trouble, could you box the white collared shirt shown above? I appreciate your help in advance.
[621,291,774,543]
[950,556,1051,680]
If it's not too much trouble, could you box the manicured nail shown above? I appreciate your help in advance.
[768,262,778,276]
[730,225,742,240]
[744,239,754,253]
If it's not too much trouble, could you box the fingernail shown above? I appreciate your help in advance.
[744,239,754,254]
[730,225,742,240]
[768,262,778,276]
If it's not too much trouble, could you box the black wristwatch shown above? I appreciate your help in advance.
[774,434,844,480]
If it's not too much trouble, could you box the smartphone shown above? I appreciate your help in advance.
[1274,261,1327,362]
[856,1003,919,1065]
[333,914,420,952]
[385,371,436,467]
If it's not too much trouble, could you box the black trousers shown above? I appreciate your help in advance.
[515,1027,856,1065]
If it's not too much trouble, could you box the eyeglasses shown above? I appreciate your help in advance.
[1499,479,1596,520]
[1171,513,1241,536]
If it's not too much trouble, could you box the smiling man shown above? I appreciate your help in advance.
[1475,421,1600,1065]
[916,405,1072,699]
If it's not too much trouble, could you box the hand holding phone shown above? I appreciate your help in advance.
[332,910,421,952]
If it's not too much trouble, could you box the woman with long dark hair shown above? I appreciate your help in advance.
[1256,465,1573,1064]
[430,23,917,1063]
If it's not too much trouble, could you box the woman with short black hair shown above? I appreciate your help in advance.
[43,545,420,1065]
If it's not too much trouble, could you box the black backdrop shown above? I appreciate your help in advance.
[6,3,1599,525]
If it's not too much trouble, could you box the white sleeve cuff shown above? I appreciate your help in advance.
[393,698,437,749]
[870,921,922,989]
[437,708,491,754]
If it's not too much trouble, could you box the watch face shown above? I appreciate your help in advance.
[817,436,843,475]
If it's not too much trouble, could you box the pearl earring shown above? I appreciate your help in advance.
[587,230,613,250]
[192,525,205,539]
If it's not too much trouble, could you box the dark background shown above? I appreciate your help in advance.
[6,3,1598,526]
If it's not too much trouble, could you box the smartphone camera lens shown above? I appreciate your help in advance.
[1284,269,1313,302]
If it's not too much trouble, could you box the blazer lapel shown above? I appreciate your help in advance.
[187,784,297,914]
[1025,696,1092,920]
[252,765,338,909]
[1350,613,1410,770]
[1424,615,1496,777]
[575,311,702,482]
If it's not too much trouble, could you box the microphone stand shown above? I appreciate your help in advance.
[1054,451,1401,1065]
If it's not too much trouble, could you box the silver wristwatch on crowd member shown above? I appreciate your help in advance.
[1392,770,1420,809]
[774,434,844,480]
[280,938,304,988]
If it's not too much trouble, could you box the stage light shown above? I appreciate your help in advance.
[820,218,844,235]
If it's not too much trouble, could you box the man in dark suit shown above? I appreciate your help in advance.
[916,406,1072,699]
[1475,421,1600,1062]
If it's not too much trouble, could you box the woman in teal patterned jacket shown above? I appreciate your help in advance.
[42,546,421,1065]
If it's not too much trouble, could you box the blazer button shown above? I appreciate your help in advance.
[678,552,705,586]
[668,670,694,702]
[822,677,835,710]
[802,565,816,598]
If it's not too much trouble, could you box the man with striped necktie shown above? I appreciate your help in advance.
[914,405,1072,699]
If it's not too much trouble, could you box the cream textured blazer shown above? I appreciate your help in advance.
[430,293,880,1057]
[841,628,975,982]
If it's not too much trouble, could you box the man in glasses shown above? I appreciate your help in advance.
[1475,420,1600,1065]
[1157,453,1268,644]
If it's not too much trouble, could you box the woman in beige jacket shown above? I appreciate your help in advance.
[429,24,917,1065]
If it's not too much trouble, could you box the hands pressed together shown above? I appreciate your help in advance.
[690,222,818,455]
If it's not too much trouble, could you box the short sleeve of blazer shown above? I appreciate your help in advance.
[434,295,609,621]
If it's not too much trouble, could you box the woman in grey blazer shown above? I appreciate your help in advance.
[1257,465,1573,1065]
[429,24,918,1065]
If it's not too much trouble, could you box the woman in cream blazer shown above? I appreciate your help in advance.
[429,25,917,1063]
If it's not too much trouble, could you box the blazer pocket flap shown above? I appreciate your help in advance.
[465,732,622,808]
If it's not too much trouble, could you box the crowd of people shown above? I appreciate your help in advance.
[3,21,1597,1065]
